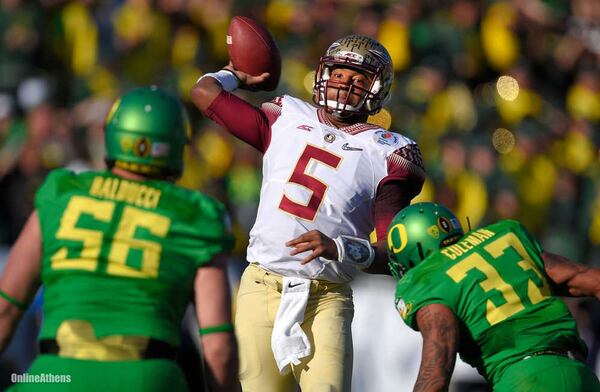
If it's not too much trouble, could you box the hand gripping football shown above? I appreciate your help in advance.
[226,16,282,91]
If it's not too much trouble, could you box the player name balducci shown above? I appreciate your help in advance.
[90,176,162,209]
[440,228,495,260]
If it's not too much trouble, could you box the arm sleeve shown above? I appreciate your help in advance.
[203,91,280,153]
[372,143,426,241]
[373,181,418,241]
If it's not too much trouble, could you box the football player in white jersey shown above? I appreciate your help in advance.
[191,34,425,392]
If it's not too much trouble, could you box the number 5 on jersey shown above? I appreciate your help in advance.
[278,144,342,221]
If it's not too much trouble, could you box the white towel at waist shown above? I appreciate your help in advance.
[271,276,312,374]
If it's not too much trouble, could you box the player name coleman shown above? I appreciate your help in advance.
[440,228,495,260]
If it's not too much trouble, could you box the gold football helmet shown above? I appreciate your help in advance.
[313,35,394,117]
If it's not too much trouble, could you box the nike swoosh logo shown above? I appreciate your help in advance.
[341,143,363,151]
[288,282,305,288]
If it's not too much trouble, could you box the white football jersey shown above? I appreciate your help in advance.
[247,95,419,282]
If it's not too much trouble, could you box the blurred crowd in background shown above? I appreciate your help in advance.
[0,0,599,389]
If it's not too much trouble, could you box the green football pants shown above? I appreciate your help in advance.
[494,354,600,392]
[8,354,189,391]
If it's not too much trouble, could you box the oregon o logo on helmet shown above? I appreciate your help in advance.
[387,223,408,254]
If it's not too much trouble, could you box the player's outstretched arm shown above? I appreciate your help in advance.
[543,252,600,300]
[195,254,240,392]
[190,72,225,112]
[413,304,459,392]
[190,64,269,112]
[0,211,42,352]
[190,64,273,152]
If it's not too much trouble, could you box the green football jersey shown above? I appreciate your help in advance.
[395,219,587,385]
[34,169,234,346]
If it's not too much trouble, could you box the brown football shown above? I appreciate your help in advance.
[227,16,281,91]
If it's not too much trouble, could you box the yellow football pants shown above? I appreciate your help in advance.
[235,263,354,392]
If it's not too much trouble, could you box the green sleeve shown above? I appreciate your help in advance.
[34,169,74,208]
[498,220,544,269]
[183,195,235,268]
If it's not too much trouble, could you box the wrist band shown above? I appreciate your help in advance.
[199,322,234,336]
[197,69,239,92]
[334,235,375,270]
[0,289,28,311]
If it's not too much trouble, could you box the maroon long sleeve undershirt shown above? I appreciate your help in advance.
[203,91,273,153]
[373,179,423,241]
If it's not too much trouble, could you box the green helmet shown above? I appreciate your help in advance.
[104,86,190,179]
[387,202,464,280]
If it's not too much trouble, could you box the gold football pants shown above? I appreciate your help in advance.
[235,263,354,392]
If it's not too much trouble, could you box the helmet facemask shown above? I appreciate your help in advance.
[313,35,393,118]
[314,61,382,118]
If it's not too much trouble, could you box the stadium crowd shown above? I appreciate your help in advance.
[0,0,599,389]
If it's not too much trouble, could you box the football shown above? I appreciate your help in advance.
[227,16,281,91]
